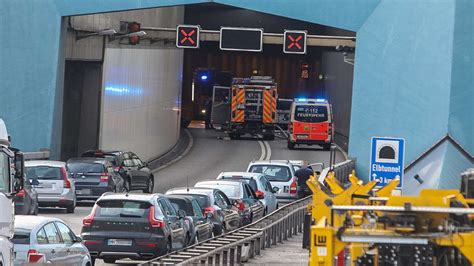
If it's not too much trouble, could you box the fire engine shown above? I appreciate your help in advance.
[227,76,277,140]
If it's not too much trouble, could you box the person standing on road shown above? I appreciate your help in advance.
[295,167,313,199]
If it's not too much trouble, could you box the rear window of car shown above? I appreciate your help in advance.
[168,198,194,216]
[26,166,62,180]
[294,105,328,123]
[182,194,210,208]
[95,200,152,218]
[67,162,104,173]
[198,184,240,198]
[12,231,30,244]
[249,165,292,182]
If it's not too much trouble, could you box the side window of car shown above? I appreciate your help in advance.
[214,192,226,209]
[245,184,257,199]
[263,177,272,192]
[158,200,171,216]
[43,222,62,244]
[192,200,204,217]
[55,222,74,244]
[36,228,48,244]
[164,199,177,216]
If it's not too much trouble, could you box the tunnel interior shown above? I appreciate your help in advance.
[59,3,355,161]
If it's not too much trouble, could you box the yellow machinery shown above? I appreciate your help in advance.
[308,171,474,266]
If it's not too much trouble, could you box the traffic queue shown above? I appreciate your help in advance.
[11,150,312,265]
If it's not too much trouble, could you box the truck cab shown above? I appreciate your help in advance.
[0,118,25,266]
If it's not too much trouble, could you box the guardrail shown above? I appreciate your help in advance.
[140,196,311,265]
[331,159,356,184]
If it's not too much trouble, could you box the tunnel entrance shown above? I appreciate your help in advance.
[59,3,356,161]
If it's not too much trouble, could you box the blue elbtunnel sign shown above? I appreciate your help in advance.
[370,137,405,188]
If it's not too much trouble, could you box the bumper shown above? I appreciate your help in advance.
[84,237,167,260]
[229,123,274,135]
[37,191,74,206]
[75,186,112,200]
[289,139,330,145]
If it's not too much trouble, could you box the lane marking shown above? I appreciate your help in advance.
[263,141,272,160]
[258,140,266,161]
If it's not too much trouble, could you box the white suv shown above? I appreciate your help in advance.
[247,160,299,204]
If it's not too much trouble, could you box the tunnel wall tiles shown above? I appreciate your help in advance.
[100,48,183,162]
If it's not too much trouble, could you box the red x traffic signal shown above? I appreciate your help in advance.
[176,25,200,49]
[283,30,307,54]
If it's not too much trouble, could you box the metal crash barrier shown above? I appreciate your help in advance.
[140,197,311,265]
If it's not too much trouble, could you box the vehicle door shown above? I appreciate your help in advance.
[40,222,67,264]
[121,153,141,187]
[131,153,149,184]
[261,176,277,212]
[211,86,231,126]
[308,104,330,141]
[55,222,82,264]
[26,166,64,198]
[214,191,240,231]
[158,199,185,249]
[191,199,210,240]
[243,184,264,220]
[291,104,310,137]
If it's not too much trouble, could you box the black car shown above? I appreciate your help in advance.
[81,193,187,263]
[14,178,39,215]
[195,180,265,226]
[165,187,241,235]
[166,195,214,244]
[66,158,125,201]
[81,150,154,193]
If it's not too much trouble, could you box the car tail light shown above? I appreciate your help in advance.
[137,240,157,247]
[16,189,25,197]
[204,206,215,216]
[61,167,71,188]
[84,240,102,245]
[149,206,165,228]
[83,204,97,227]
[27,249,44,263]
[100,173,109,183]
[255,190,265,198]
[233,199,246,211]
[290,178,298,194]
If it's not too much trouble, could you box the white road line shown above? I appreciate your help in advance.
[263,141,272,160]
[258,140,266,161]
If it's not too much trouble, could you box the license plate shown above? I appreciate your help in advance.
[76,189,91,195]
[108,239,132,246]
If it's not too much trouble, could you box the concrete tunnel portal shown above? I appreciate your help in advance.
[60,3,356,162]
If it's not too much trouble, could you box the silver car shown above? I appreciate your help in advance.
[216,172,279,215]
[247,160,299,204]
[25,160,76,213]
[12,216,91,265]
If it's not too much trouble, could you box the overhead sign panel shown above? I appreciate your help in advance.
[176,25,200,48]
[283,30,307,54]
[220,27,263,52]
[370,137,405,189]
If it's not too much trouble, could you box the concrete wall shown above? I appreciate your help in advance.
[101,48,183,161]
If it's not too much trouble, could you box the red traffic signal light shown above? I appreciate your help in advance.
[128,22,141,45]
[283,30,307,54]
[176,25,200,49]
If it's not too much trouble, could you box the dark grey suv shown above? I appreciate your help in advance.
[81,150,154,193]
[81,193,187,264]
[66,158,125,201]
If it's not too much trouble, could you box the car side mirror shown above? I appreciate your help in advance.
[13,151,24,193]
[178,209,186,219]
[75,236,83,243]
[272,187,279,193]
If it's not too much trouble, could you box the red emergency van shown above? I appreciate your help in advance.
[287,98,333,150]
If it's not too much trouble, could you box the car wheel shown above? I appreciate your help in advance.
[143,175,154,193]
[66,199,76,214]
[287,141,295,149]
[103,258,116,264]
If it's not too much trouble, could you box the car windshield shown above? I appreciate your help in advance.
[0,152,9,193]
[11,231,30,244]
[294,105,328,122]
[67,162,104,173]
[26,166,62,180]
[96,200,152,218]
[249,165,292,182]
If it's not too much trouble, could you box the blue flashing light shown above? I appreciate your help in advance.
[201,75,208,81]
[316,98,326,102]
[296,98,307,102]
